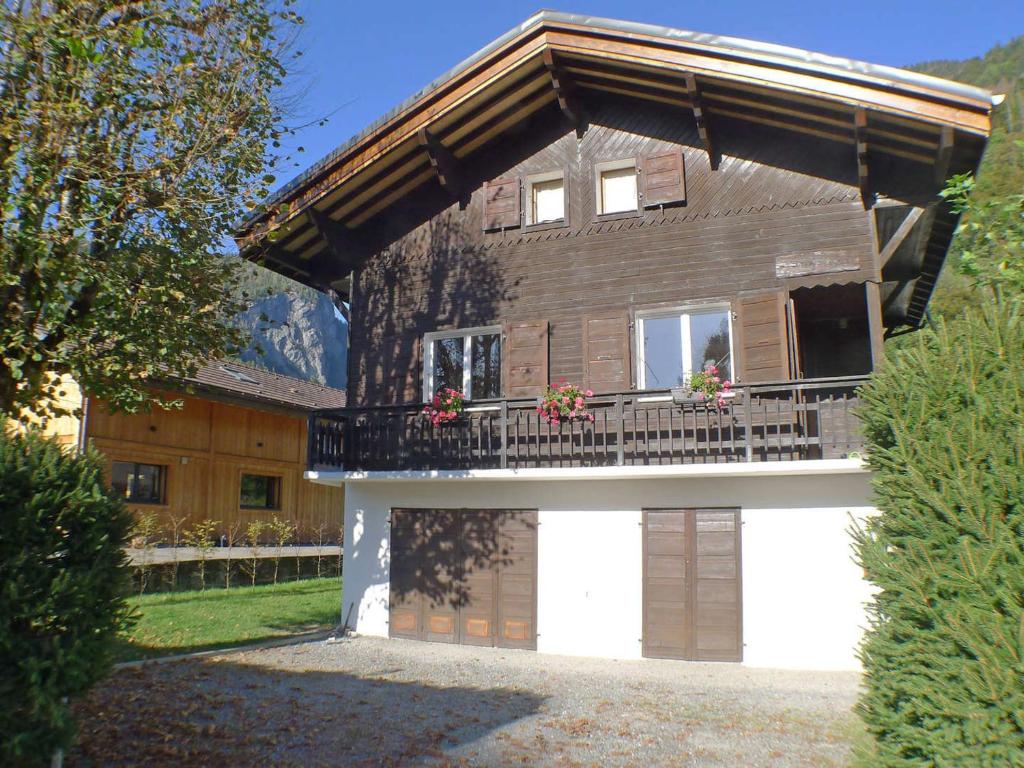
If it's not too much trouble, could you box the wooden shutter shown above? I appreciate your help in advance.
[734,291,792,384]
[483,177,521,230]
[503,320,548,398]
[582,312,631,394]
[641,151,686,207]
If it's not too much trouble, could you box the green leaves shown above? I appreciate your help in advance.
[0,0,300,419]
[854,304,1024,766]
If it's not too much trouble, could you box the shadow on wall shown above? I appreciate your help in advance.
[345,507,535,629]
[69,653,547,765]
[354,209,521,406]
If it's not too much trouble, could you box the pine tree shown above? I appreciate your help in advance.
[854,302,1024,767]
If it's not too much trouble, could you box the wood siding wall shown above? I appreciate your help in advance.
[350,99,877,407]
[87,394,344,537]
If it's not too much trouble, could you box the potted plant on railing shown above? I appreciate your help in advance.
[422,388,464,427]
[538,382,595,426]
[671,364,732,409]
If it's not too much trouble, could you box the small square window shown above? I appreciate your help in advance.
[596,160,638,215]
[423,326,502,401]
[240,474,282,510]
[111,461,167,504]
[525,172,565,225]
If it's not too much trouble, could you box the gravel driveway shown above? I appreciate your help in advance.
[70,635,861,767]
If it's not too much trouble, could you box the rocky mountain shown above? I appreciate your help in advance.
[230,263,348,390]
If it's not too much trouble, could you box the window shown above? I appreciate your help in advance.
[525,171,565,225]
[637,306,734,389]
[240,474,281,510]
[596,159,638,215]
[111,461,166,504]
[423,326,502,400]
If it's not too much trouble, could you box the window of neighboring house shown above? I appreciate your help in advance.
[596,159,638,215]
[111,461,167,504]
[637,305,734,389]
[240,473,282,510]
[423,326,502,400]
[525,171,565,225]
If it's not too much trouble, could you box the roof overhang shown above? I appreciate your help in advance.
[236,11,993,327]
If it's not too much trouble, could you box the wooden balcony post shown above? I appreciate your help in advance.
[615,394,625,466]
[500,400,508,469]
[742,387,754,462]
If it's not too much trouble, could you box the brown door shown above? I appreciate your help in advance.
[389,509,537,650]
[496,510,538,650]
[642,508,742,662]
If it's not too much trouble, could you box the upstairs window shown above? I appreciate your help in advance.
[525,171,565,225]
[424,327,502,400]
[596,159,638,215]
[240,473,281,510]
[111,461,166,505]
[637,306,733,389]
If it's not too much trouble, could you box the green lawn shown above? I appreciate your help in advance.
[116,578,341,662]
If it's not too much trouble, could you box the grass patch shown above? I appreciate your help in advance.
[116,577,341,662]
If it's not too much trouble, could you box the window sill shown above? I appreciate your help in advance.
[522,219,569,234]
[593,209,642,224]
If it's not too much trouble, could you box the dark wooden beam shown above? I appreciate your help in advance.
[878,207,924,266]
[854,109,873,208]
[684,73,718,170]
[416,128,463,197]
[307,208,369,271]
[934,126,955,186]
[542,50,585,134]
[865,281,885,367]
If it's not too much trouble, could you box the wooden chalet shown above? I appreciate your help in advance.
[235,13,991,669]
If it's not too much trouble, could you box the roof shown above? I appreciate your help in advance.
[247,10,992,221]
[173,361,347,411]
[236,11,994,329]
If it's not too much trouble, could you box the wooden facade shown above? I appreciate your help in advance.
[347,98,877,408]
[83,393,344,536]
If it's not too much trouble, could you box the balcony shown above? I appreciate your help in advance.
[307,376,867,473]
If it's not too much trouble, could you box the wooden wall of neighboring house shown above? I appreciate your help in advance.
[13,374,84,448]
[348,99,882,407]
[86,394,344,538]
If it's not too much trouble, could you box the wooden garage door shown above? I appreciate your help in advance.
[642,508,742,662]
[389,509,537,650]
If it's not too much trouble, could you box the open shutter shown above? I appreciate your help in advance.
[733,291,792,384]
[503,320,548,398]
[582,312,631,394]
[483,177,521,230]
[641,151,686,207]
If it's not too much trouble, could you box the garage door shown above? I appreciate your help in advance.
[642,508,742,662]
[389,508,537,649]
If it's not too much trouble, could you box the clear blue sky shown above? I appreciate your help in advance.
[275,1,1023,184]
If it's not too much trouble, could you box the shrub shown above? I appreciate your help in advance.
[853,302,1024,767]
[0,428,133,765]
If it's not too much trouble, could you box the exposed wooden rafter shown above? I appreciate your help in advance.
[854,109,873,208]
[306,208,368,282]
[542,49,585,134]
[684,73,717,169]
[877,206,924,267]
[417,128,463,197]
[934,126,955,185]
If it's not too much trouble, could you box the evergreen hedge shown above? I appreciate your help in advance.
[854,302,1024,767]
[0,428,133,766]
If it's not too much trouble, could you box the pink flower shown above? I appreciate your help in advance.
[587,413,595,422]
[723,380,732,388]
[562,396,570,404]
[575,396,584,408]
[585,389,593,397]
[569,410,577,418]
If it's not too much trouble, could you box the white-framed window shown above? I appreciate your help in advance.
[525,171,565,225]
[595,158,638,215]
[423,326,502,401]
[636,304,734,389]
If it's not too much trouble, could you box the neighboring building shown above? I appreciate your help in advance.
[236,13,992,669]
[49,362,346,537]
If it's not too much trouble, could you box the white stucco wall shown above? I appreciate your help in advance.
[339,471,874,670]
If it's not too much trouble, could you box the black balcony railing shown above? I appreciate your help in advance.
[307,376,867,472]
